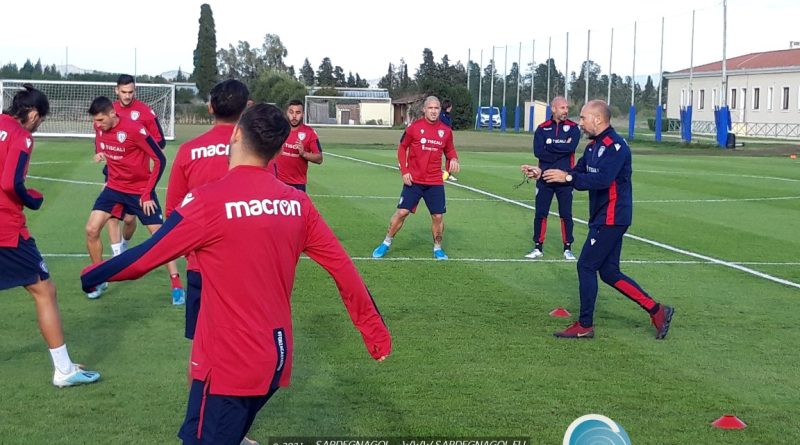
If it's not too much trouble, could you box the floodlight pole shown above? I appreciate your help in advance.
[490,46,495,131]
[516,42,522,109]
[565,32,570,102]
[503,45,508,108]
[585,29,591,105]
[467,48,471,91]
[721,0,728,107]
[547,37,552,104]
[531,39,535,103]
[607,28,613,105]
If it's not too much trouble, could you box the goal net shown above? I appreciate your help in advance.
[305,93,392,128]
[0,79,175,139]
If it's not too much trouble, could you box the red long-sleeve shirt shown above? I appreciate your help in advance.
[0,115,43,247]
[82,165,391,396]
[397,118,457,185]
[275,124,321,185]
[94,116,165,202]
[114,99,165,148]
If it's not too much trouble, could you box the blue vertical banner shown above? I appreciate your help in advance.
[528,105,535,133]
[628,105,636,140]
[514,105,521,132]
[545,105,552,121]
[654,105,663,142]
[680,106,693,143]
[716,105,731,148]
[501,106,507,131]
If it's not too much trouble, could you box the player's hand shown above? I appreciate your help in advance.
[402,173,413,186]
[542,169,568,183]
[521,164,542,179]
[295,142,306,158]
[447,158,461,174]
[140,199,157,216]
[94,153,106,163]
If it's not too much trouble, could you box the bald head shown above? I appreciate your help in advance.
[550,96,569,122]
[579,100,612,137]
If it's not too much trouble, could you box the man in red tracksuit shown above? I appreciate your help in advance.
[372,96,460,260]
[81,103,391,444]
[275,99,323,191]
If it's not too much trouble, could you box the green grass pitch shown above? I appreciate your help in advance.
[1,126,799,444]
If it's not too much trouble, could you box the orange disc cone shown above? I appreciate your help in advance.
[549,307,571,318]
[790,154,798,159]
[711,415,747,429]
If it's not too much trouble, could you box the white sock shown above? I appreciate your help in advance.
[433,243,442,251]
[121,238,129,252]
[49,344,73,374]
[383,236,393,246]
[110,242,123,257]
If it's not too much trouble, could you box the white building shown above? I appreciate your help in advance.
[665,48,800,138]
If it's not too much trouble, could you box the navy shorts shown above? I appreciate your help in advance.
[0,236,50,290]
[184,270,202,340]
[178,380,279,445]
[92,187,164,226]
[397,184,446,214]
[286,183,306,192]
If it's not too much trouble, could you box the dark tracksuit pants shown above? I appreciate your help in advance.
[533,180,574,248]
[576,225,658,327]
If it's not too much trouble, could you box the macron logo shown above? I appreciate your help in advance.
[181,193,195,207]
[191,143,229,160]
[225,199,302,219]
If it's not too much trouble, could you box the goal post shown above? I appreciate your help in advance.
[305,95,392,128]
[0,79,175,139]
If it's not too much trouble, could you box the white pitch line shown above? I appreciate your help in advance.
[37,253,800,266]
[638,169,800,183]
[327,151,800,289]
[27,175,168,191]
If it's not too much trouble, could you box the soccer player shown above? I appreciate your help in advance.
[372,96,460,260]
[275,99,322,191]
[166,79,249,341]
[439,99,458,182]
[81,103,392,445]
[85,96,185,304]
[526,96,581,260]
[537,100,674,339]
[1,84,100,387]
[106,74,167,258]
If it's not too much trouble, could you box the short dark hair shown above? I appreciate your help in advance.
[237,103,290,161]
[442,99,452,110]
[116,74,136,86]
[4,83,50,122]
[88,96,114,115]
[287,99,304,109]
[209,79,250,120]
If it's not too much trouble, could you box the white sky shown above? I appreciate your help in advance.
[2,0,798,84]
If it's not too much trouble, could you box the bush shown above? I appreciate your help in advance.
[250,71,307,110]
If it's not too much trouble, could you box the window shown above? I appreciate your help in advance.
[699,89,705,109]
[767,87,774,110]
[730,89,737,109]
[782,87,790,110]
[753,88,760,110]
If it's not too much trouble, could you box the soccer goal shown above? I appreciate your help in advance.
[305,90,392,128]
[0,79,175,139]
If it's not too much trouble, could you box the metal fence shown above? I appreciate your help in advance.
[692,121,800,139]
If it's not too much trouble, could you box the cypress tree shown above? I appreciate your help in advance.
[193,4,218,97]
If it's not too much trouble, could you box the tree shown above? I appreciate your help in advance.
[316,57,335,87]
[176,67,187,82]
[355,73,369,88]
[250,71,307,110]
[333,66,345,87]
[299,58,315,86]
[377,63,396,90]
[217,40,265,82]
[262,34,288,72]
[346,71,356,87]
[0,63,19,78]
[193,3,218,97]
[33,59,43,78]
[20,59,34,78]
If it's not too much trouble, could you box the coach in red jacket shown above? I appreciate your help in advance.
[82,103,391,445]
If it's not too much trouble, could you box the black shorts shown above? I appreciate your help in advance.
[92,187,163,226]
[397,183,446,214]
[178,380,279,445]
[0,236,49,290]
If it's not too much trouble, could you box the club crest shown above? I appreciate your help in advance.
[131,110,140,120]
[438,129,444,138]
[298,132,306,141]
[563,125,571,132]
[25,137,32,148]
[117,131,127,143]
[420,138,427,144]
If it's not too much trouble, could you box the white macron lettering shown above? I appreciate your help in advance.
[190,143,229,160]
[225,199,302,219]
[0,131,8,141]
